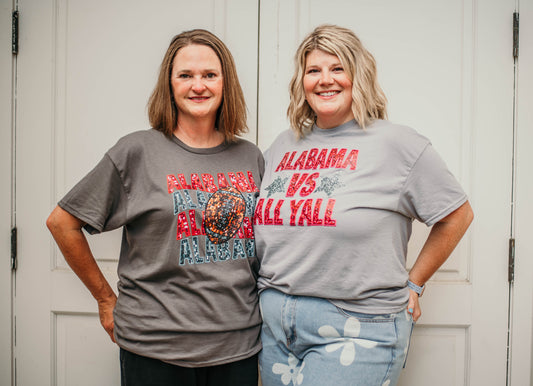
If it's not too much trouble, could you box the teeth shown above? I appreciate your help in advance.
[319,91,338,97]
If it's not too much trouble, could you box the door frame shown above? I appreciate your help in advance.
[510,1,533,384]
[1,0,15,385]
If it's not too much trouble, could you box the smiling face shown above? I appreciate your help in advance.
[170,44,223,127]
[303,49,355,129]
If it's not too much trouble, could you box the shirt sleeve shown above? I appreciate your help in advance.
[397,144,467,226]
[58,154,128,234]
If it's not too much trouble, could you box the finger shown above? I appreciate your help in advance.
[407,297,415,315]
[109,329,116,343]
[106,323,116,343]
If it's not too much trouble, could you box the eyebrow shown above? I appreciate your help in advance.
[305,62,343,69]
[177,68,221,72]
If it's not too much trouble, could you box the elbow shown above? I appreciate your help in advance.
[456,201,474,234]
[46,206,85,236]
[46,208,60,235]
[46,206,74,236]
[467,207,474,226]
[464,201,474,227]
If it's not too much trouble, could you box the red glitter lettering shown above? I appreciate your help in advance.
[316,149,328,169]
[247,171,259,192]
[264,199,275,225]
[188,210,202,236]
[326,149,347,168]
[190,174,205,191]
[312,199,324,225]
[298,199,313,226]
[202,174,218,193]
[300,173,319,197]
[287,173,309,197]
[324,199,337,226]
[284,151,297,170]
[293,151,308,170]
[177,174,192,189]
[242,217,255,238]
[304,148,319,169]
[236,172,252,192]
[253,198,264,225]
[289,200,304,226]
[276,152,291,172]
[217,173,229,188]
[176,212,190,240]
[167,175,181,193]
[342,149,359,170]
[273,200,284,225]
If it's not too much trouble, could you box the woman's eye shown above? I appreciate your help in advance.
[306,68,319,74]
[178,73,190,79]
[333,67,344,72]
[205,73,217,79]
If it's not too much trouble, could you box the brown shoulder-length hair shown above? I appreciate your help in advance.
[147,29,247,142]
[288,24,388,137]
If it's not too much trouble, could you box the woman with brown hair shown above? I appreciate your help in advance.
[47,29,263,385]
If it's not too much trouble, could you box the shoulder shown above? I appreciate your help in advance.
[112,128,167,148]
[369,120,431,158]
[231,137,262,153]
[107,129,169,157]
[228,138,264,160]
[370,120,429,145]
[266,129,297,150]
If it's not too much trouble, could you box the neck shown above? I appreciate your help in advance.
[316,115,355,130]
[173,117,224,148]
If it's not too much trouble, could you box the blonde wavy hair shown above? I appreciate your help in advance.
[148,29,247,142]
[288,24,387,137]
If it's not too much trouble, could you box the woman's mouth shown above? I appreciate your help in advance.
[189,96,210,102]
[317,91,340,97]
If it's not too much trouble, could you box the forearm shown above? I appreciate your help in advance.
[409,201,474,286]
[46,206,116,303]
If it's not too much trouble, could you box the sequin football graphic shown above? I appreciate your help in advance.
[204,186,246,244]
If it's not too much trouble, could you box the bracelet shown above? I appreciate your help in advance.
[407,280,425,297]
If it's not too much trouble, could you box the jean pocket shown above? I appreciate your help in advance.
[403,319,415,368]
[335,306,396,323]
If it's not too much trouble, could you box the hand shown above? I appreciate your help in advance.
[98,295,118,343]
[406,289,421,322]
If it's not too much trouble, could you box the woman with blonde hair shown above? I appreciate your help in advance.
[47,29,263,386]
[254,24,473,385]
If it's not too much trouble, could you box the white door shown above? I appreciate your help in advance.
[257,1,513,385]
[12,0,530,385]
[13,1,258,385]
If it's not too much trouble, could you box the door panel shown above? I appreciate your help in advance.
[257,1,512,384]
[15,1,258,385]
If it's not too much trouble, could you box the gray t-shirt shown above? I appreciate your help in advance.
[255,119,467,314]
[59,129,264,367]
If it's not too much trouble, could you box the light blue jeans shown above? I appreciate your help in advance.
[259,289,413,386]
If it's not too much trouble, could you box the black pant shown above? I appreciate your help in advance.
[120,349,258,386]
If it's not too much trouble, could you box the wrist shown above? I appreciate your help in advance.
[407,279,425,297]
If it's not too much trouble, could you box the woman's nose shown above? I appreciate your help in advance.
[319,71,334,85]
[191,77,207,93]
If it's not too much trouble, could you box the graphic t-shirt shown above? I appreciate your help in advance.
[255,119,467,313]
[59,129,264,367]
